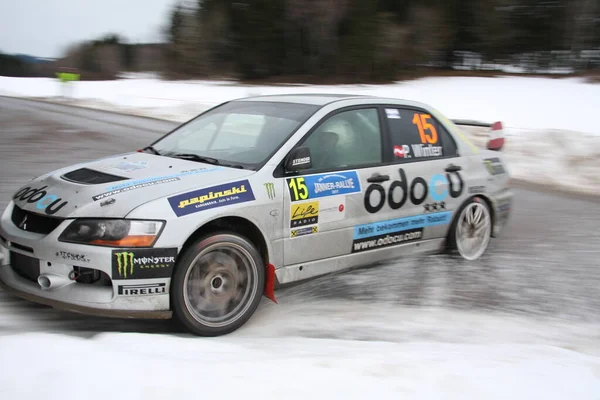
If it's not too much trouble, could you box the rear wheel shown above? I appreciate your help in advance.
[171,232,264,336]
[448,197,492,261]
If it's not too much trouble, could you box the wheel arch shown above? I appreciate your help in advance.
[179,216,270,266]
[447,193,497,245]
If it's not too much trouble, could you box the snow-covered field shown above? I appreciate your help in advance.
[1,74,600,398]
[1,74,599,195]
[2,303,600,399]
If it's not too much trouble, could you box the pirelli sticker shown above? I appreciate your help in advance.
[290,225,318,238]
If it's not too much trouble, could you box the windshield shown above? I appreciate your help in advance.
[151,101,319,169]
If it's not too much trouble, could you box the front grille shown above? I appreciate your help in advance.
[11,205,64,234]
[62,168,127,185]
[10,251,40,282]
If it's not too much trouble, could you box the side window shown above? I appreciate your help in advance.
[384,107,458,162]
[301,108,382,171]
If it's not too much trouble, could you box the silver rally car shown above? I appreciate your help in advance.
[0,94,513,336]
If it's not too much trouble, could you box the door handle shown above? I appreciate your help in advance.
[367,173,390,183]
[445,164,462,173]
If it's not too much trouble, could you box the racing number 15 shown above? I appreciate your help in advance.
[412,113,438,144]
[288,177,308,201]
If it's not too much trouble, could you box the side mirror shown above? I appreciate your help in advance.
[285,147,313,172]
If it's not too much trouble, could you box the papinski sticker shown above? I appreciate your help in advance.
[168,179,255,217]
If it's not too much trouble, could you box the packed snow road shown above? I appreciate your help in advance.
[1,96,599,341]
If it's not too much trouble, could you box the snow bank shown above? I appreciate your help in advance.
[1,301,600,399]
[1,75,598,133]
[1,75,599,195]
[1,330,599,400]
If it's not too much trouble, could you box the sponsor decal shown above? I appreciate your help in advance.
[55,251,89,263]
[12,185,68,215]
[393,145,411,159]
[290,225,318,238]
[292,157,311,166]
[423,202,446,212]
[411,144,443,157]
[264,182,276,200]
[290,201,319,228]
[484,157,506,175]
[287,171,361,202]
[468,186,486,194]
[364,169,463,213]
[110,161,148,172]
[111,248,177,280]
[118,283,167,296]
[385,108,401,119]
[353,211,451,241]
[317,197,346,223]
[352,228,423,253]
[92,167,222,201]
[168,179,255,217]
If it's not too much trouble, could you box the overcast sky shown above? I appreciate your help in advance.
[0,0,179,58]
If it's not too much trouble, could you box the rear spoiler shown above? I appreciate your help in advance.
[451,119,505,151]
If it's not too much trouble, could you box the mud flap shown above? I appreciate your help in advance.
[263,263,277,303]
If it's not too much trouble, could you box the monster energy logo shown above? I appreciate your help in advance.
[264,182,275,199]
[484,158,505,175]
[115,252,135,278]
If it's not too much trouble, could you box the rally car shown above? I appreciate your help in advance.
[0,94,513,336]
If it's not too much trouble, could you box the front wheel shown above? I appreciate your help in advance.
[447,197,492,261]
[171,232,265,336]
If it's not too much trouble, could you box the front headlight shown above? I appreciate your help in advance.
[58,219,164,248]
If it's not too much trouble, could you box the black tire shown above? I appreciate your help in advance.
[447,196,492,261]
[171,232,265,336]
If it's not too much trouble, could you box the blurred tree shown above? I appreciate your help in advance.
[160,0,600,81]
[0,52,32,77]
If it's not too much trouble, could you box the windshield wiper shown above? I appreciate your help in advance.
[171,153,221,165]
[142,146,161,155]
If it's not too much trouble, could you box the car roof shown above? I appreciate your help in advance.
[230,93,430,109]
[231,93,368,106]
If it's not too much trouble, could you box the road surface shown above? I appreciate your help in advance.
[1,96,599,343]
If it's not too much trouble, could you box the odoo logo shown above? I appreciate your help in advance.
[364,168,463,214]
[12,185,68,215]
[111,248,177,280]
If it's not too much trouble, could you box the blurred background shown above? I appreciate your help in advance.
[1,0,599,82]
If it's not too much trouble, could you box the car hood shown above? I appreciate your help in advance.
[10,152,255,219]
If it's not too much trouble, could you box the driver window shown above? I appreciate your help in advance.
[301,108,382,171]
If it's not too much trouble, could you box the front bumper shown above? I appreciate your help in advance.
[0,202,172,319]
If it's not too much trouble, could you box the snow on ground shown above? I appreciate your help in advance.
[1,333,599,400]
[2,303,600,399]
[0,74,599,196]
[0,74,599,396]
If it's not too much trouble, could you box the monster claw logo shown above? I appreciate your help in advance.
[114,252,134,278]
[483,158,506,176]
[111,248,177,280]
[264,182,275,200]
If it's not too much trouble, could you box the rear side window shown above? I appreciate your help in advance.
[384,107,458,162]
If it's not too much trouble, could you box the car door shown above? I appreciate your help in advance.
[280,107,388,266]
[358,105,467,246]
